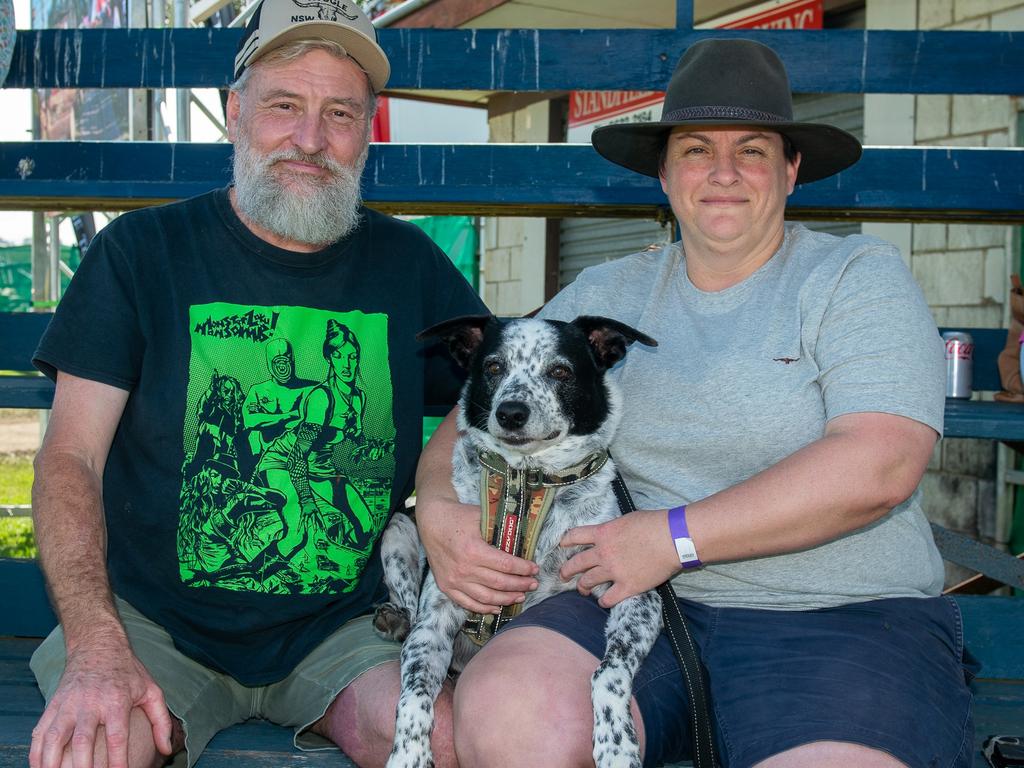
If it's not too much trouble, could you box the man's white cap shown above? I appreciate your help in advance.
[234,0,390,93]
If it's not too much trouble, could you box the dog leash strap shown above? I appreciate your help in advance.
[611,471,718,768]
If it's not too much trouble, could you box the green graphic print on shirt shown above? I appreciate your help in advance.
[177,303,396,595]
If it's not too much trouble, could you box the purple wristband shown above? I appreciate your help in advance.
[668,505,702,568]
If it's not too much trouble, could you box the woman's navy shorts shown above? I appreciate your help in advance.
[505,591,976,768]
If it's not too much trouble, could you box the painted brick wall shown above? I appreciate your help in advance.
[913,0,1024,585]
[482,96,551,316]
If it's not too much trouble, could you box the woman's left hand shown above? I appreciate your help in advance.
[559,509,681,608]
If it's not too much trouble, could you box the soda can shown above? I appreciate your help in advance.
[943,331,973,399]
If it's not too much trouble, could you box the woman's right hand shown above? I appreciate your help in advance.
[415,495,539,614]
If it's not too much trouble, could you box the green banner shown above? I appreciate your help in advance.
[0,245,81,312]
[407,216,480,446]
[409,215,479,289]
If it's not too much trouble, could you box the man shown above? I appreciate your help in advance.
[416,40,974,767]
[28,2,482,766]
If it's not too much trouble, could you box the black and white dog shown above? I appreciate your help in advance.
[376,314,662,768]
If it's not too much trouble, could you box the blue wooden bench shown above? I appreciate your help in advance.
[2,0,1024,764]
[3,556,1022,767]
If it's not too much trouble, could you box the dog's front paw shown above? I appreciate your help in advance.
[593,741,642,768]
[373,601,412,642]
[592,666,643,768]
[594,730,643,768]
[386,734,434,768]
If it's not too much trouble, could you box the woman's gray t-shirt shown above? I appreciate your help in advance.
[538,223,946,609]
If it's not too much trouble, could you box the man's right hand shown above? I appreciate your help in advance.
[29,638,174,768]
[415,496,539,615]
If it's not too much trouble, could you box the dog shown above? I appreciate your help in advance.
[375,314,663,768]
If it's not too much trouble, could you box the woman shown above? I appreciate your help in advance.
[415,39,974,768]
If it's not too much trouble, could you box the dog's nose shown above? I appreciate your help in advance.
[495,401,530,430]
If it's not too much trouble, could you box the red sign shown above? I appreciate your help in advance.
[568,0,821,141]
[371,96,391,142]
[700,0,823,30]
[569,91,664,129]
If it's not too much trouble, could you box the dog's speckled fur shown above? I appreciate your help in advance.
[377,316,661,768]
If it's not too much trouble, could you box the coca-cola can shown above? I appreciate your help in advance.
[943,331,973,399]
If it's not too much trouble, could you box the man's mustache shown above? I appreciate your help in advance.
[266,150,345,176]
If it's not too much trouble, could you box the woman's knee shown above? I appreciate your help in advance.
[453,628,598,767]
[754,741,909,768]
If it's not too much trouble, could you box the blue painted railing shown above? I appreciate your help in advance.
[0,143,1022,222]
[4,28,1024,93]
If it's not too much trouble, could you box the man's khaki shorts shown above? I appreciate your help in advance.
[31,597,401,767]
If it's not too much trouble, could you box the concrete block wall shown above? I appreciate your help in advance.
[911,0,1024,584]
[481,96,552,316]
[904,0,1021,331]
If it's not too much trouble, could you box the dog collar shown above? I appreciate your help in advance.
[462,449,609,646]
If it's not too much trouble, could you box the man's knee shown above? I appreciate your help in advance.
[49,709,184,768]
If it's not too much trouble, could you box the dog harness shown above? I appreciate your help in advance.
[461,448,609,645]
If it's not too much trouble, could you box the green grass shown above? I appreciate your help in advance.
[0,516,35,559]
[0,453,33,505]
[0,452,35,559]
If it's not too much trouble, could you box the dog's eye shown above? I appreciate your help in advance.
[484,360,504,376]
[548,364,572,381]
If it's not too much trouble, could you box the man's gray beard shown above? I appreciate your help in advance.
[232,134,367,248]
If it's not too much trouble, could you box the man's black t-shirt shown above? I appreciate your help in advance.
[34,188,485,684]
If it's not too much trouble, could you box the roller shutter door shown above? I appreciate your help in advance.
[559,217,671,289]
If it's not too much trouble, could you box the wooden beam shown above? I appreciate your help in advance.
[4,28,1023,94]
[955,596,1024,680]
[0,318,1020,438]
[0,559,55,638]
[0,313,52,372]
[676,0,694,29]
[0,143,1020,223]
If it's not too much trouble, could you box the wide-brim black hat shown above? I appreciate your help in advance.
[591,39,862,185]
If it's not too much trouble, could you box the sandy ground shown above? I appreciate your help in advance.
[0,411,43,455]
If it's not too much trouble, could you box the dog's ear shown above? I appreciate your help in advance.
[416,314,495,369]
[571,316,658,371]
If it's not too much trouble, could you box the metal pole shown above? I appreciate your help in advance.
[174,0,190,141]
[48,216,61,303]
[372,0,435,27]
[29,90,50,314]
[150,0,166,139]
[229,1,259,28]
[30,212,48,311]
[28,52,51,437]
